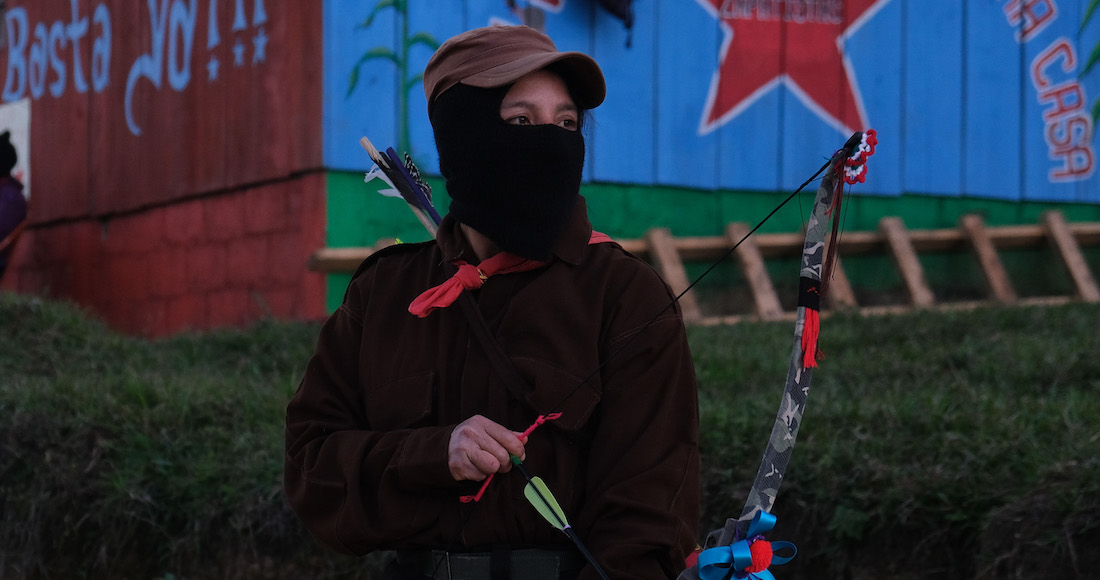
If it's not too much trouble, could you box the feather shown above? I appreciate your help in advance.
[364,165,400,198]
[384,147,442,226]
[522,475,570,530]
[511,457,611,580]
[359,136,441,235]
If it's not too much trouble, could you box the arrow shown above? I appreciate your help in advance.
[360,136,442,235]
[511,456,611,580]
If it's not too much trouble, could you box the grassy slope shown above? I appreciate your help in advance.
[2,293,1098,579]
[692,306,1100,579]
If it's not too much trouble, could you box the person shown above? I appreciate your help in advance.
[285,25,700,580]
[0,130,27,281]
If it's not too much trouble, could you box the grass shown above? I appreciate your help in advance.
[2,292,1098,579]
[0,294,362,579]
[692,307,1100,578]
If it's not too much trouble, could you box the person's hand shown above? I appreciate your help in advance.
[448,415,527,481]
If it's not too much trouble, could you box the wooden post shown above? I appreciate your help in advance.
[727,223,784,320]
[305,216,1100,321]
[959,214,1017,303]
[823,255,858,309]
[645,227,703,322]
[879,217,935,308]
[1042,210,1100,302]
[821,229,858,309]
[307,238,397,273]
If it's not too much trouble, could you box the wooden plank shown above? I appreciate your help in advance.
[406,3,464,171]
[783,223,1097,256]
[308,219,1100,322]
[727,223,783,320]
[311,221,1100,274]
[714,8,782,192]
[23,1,92,221]
[617,238,648,256]
[824,256,858,310]
[309,247,373,273]
[778,15,839,193]
[1021,6,1088,203]
[645,227,702,322]
[590,0,658,185]
[964,2,1022,199]
[745,233,807,258]
[1042,211,1100,302]
[308,238,397,273]
[837,0,905,197]
[879,217,935,308]
[1071,222,1100,247]
[819,232,858,309]
[818,230,882,255]
[314,221,1100,267]
[655,1,719,190]
[74,0,324,216]
[902,2,964,196]
[327,0,404,171]
[959,214,1017,304]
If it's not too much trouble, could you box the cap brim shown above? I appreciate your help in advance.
[460,51,606,110]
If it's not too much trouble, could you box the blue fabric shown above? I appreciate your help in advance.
[697,512,796,580]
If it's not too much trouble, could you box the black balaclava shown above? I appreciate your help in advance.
[430,81,585,261]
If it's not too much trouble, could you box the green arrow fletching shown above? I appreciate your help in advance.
[523,476,570,530]
[511,457,612,580]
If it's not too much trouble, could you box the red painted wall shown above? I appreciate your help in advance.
[2,174,327,336]
[0,1,326,335]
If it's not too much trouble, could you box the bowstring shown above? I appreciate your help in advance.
[543,156,836,415]
[429,156,836,578]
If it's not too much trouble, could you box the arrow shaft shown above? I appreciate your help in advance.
[512,458,610,580]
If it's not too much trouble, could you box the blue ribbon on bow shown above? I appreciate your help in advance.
[697,512,797,580]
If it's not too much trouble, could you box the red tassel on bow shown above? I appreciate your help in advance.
[801,308,820,368]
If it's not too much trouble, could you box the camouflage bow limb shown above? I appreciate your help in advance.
[725,147,845,544]
[711,132,864,552]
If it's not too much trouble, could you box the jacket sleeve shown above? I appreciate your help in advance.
[283,268,459,555]
[575,266,701,580]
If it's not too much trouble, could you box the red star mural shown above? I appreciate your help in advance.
[697,0,890,134]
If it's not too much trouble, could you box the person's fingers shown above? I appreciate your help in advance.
[513,432,528,462]
[475,420,526,467]
[449,440,496,481]
[450,447,492,481]
[448,415,526,480]
[468,446,504,475]
[462,418,510,469]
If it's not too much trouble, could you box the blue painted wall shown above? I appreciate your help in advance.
[324,0,1100,203]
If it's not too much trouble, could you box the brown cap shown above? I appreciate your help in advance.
[423,25,606,111]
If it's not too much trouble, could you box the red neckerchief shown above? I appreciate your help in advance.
[408,231,611,318]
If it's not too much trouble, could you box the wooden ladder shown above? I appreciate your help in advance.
[627,210,1100,324]
[308,210,1100,325]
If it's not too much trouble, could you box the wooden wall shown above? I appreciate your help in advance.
[1,0,322,222]
[0,0,327,335]
[323,0,1100,203]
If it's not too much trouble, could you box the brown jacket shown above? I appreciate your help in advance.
[285,199,700,579]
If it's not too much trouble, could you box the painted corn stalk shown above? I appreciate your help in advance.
[346,0,439,153]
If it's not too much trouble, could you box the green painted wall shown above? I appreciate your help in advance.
[325,170,1100,312]
[580,183,1100,236]
[323,171,449,309]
